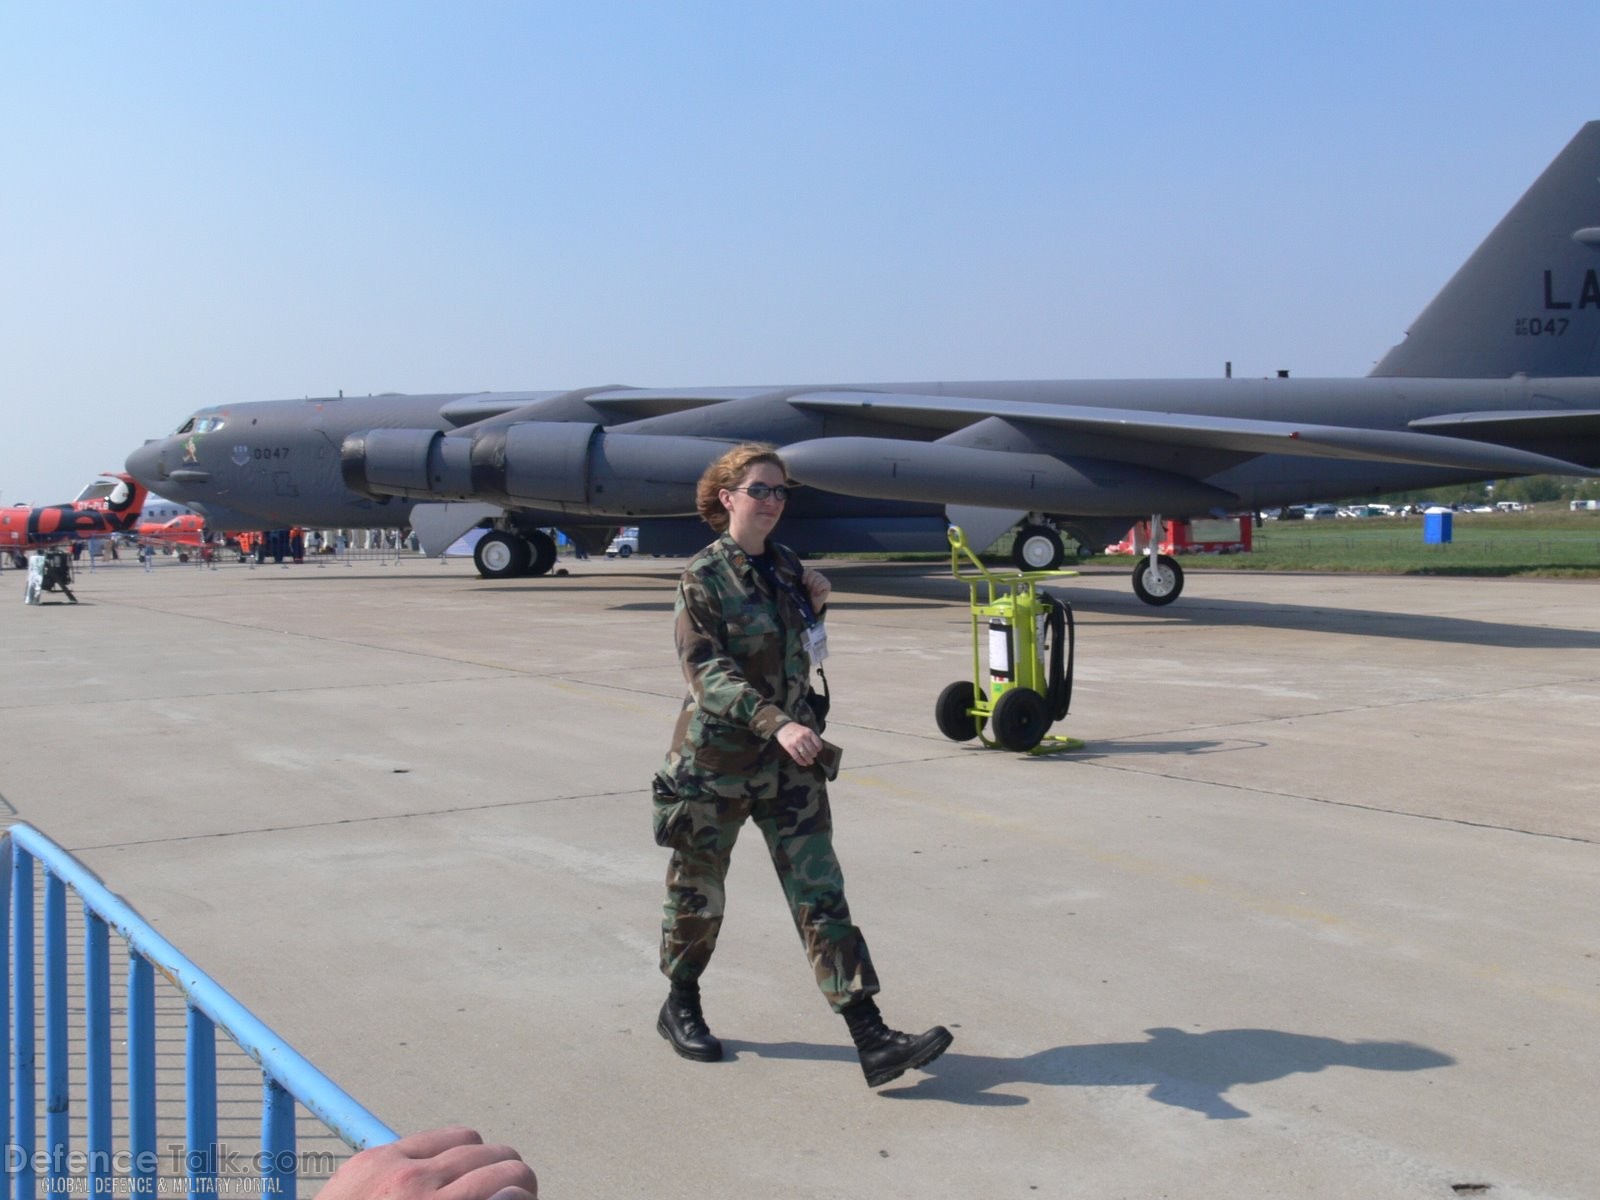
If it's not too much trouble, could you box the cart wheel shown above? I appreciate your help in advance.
[991,687,1050,752]
[935,680,987,742]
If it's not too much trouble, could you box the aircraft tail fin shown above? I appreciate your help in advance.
[1371,122,1600,379]
[107,472,149,522]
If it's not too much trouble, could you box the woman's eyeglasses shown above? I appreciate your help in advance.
[729,483,793,502]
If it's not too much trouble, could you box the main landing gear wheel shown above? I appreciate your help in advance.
[935,680,988,742]
[526,529,558,577]
[1132,554,1184,606]
[1012,524,1065,571]
[474,531,531,580]
[990,687,1050,753]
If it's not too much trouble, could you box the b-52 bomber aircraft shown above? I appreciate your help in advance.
[126,123,1600,605]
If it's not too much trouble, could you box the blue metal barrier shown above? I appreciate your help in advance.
[3,823,398,1198]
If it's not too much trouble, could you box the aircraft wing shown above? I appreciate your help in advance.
[439,392,574,425]
[1407,408,1600,442]
[439,387,752,428]
[584,387,783,419]
[789,391,1598,476]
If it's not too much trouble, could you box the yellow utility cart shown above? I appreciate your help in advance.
[935,526,1083,754]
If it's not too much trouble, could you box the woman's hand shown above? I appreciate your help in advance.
[776,719,824,767]
[802,568,831,614]
[319,1128,537,1200]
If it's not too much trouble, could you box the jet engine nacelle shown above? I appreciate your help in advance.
[342,428,476,501]
[342,422,733,516]
[781,437,1238,515]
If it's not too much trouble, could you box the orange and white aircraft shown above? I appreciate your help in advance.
[135,511,208,548]
[0,473,150,561]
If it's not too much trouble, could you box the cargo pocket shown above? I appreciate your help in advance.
[651,772,692,849]
[654,771,728,854]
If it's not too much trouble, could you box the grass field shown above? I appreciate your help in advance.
[1086,510,1600,578]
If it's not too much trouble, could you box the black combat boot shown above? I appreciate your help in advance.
[657,981,723,1062]
[842,996,953,1088]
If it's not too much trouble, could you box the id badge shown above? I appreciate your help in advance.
[803,622,829,664]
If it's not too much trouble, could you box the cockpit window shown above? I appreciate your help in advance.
[74,480,118,503]
[174,415,226,435]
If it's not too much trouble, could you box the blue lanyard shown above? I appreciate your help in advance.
[749,549,816,628]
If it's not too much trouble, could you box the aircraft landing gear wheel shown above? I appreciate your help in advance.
[991,687,1050,752]
[526,530,558,577]
[1012,524,1065,571]
[935,680,988,742]
[475,531,531,580]
[1132,554,1184,605]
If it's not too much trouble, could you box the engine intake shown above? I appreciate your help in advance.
[342,422,733,516]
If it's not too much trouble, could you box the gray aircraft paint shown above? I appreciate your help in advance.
[127,124,1600,594]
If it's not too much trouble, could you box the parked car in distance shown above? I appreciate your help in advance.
[606,527,640,557]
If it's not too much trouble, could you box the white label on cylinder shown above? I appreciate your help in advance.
[988,622,1011,677]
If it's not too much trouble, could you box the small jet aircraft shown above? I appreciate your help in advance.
[1,474,149,565]
[135,512,207,548]
[126,123,1600,603]
[127,496,232,562]
[130,495,202,546]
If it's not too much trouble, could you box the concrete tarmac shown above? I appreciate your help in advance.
[2,552,1597,1199]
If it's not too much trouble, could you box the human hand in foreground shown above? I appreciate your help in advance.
[801,567,831,613]
[776,719,824,768]
[319,1127,537,1200]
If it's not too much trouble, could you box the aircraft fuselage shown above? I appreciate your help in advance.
[126,375,1600,534]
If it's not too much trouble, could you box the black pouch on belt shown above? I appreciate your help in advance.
[807,667,831,732]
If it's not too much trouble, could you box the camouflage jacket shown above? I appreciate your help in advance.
[664,534,821,781]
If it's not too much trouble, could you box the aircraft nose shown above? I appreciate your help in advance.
[125,439,166,487]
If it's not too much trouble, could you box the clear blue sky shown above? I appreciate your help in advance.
[2,1,1597,503]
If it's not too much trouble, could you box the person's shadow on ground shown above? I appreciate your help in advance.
[730,1027,1453,1117]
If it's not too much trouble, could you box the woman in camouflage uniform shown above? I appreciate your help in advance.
[653,442,952,1088]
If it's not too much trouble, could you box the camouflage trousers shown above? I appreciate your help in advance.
[657,757,879,1013]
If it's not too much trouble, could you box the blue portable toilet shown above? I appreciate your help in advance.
[1423,508,1453,544]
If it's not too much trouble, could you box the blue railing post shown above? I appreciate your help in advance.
[128,950,157,1196]
[45,868,69,1193]
[186,1005,218,1200]
[7,824,399,1195]
[85,906,113,1198]
[11,845,35,1200]
[1,832,11,1197]
[262,1076,296,1199]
